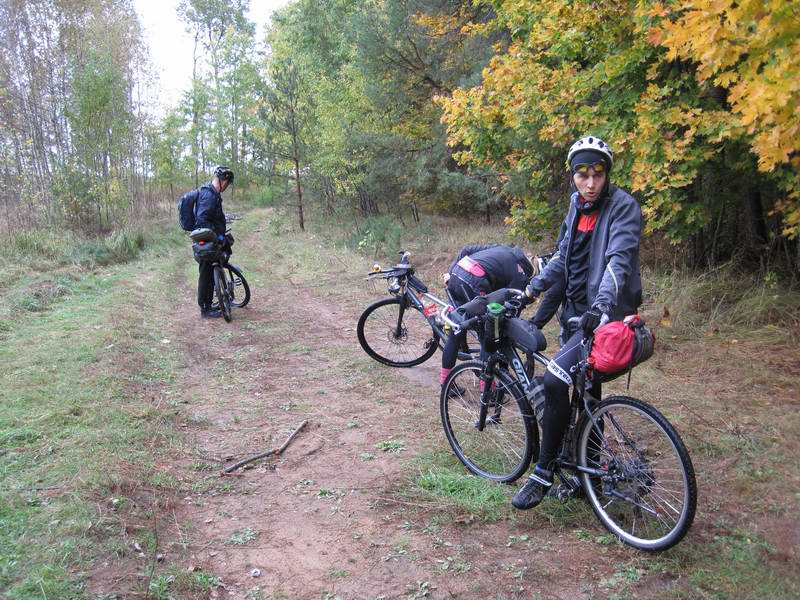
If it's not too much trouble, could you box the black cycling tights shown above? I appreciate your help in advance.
[441,280,477,369]
[537,330,601,470]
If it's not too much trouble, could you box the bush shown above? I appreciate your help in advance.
[251,186,277,207]
[10,230,69,261]
[8,225,177,271]
[72,230,146,267]
[348,215,403,258]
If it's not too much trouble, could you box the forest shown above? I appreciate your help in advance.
[3,1,800,598]
[2,0,799,272]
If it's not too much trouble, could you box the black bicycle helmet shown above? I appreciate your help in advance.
[214,165,234,182]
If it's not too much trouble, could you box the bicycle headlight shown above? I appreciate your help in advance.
[372,263,382,273]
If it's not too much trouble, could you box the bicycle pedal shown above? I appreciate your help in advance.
[554,483,577,503]
[553,475,582,502]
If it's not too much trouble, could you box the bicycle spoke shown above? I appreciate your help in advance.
[359,300,435,366]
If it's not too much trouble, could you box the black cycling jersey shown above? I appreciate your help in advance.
[565,214,595,312]
[449,244,533,296]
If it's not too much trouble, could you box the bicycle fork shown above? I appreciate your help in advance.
[476,355,499,432]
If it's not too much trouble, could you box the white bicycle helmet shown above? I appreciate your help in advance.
[567,136,614,168]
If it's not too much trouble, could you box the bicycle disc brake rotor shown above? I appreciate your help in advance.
[386,325,408,344]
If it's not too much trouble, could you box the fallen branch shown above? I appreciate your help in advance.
[222,420,308,474]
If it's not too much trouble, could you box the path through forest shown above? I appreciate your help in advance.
[85,208,800,599]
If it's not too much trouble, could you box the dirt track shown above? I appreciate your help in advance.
[86,209,800,599]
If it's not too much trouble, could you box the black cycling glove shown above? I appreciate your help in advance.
[579,309,603,336]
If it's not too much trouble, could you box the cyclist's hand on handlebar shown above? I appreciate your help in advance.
[457,315,480,332]
[517,293,534,309]
[525,279,543,300]
[579,309,607,336]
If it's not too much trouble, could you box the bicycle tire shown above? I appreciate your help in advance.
[576,395,697,551]
[441,361,537,483]
[214,266,232,322]
[226,264,250,308]
[357,297,438,367]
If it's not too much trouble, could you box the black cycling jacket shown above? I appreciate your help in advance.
[449,244,534,294]
[530,186,643,320]
[195,183,226,235]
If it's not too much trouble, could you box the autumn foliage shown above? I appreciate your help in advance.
[437,0,800,256]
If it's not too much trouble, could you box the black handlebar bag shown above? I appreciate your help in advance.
[192,240,221,264]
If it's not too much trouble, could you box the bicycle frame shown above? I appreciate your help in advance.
[367,257,479,356]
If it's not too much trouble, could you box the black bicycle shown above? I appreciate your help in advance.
[190,228,251,322]
[358,251,479,367]
[439,291,697,551]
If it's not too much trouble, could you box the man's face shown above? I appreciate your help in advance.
[219,179,231,193]
[572,166,606,202]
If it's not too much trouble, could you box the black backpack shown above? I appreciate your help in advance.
[178,189,200,231]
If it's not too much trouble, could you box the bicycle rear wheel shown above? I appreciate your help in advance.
[213,266,232,322]
[357,297,438,367]
[441,361,537,483]
[226,264,250,308]
[577,396,697,551]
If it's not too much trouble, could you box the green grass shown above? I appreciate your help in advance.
[3,204,799,599]
[147,567,223,599]
[407,450,510,521]
[0,223,187,598]
[0,225,185,332]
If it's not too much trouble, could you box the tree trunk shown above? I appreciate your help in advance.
[192,31,200,187]
[746,185,768,247]
[294,158,304,231]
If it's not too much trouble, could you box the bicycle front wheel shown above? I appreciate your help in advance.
[214,266,232,322]
[226,264,250,308]
[577,396,697,551]
[357,297,438,367]
[441,361,537,483]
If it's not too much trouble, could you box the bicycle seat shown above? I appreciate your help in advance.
[506,318,547,353]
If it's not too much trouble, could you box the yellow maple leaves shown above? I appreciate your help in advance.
[654,0,800,174]
[436,0,800,238]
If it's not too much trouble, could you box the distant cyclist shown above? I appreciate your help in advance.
[196,166,235,319]
[440,244,534,387]
[513,136,643,510]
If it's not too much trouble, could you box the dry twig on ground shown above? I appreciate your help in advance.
[221,420,308,474]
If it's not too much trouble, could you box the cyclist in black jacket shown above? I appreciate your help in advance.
[513,136,642,510]
[196,166,234,318]
[440,244,534,386]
